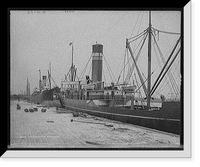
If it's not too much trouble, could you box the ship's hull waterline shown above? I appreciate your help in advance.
[54,98,181,135]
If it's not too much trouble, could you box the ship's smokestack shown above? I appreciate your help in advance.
[92,44,103,89]
[42,75,47,89]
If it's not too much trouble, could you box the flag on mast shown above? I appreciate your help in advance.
[69,42,73,46]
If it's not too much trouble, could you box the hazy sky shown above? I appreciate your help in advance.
[10,10,181,97]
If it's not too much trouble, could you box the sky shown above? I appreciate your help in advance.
[10,10,181,98]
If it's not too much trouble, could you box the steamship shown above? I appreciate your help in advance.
[30,70,60,105]
[54,11,182,135]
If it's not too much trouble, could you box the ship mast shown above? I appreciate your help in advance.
[147,11,152,110]
[48,61,51,90]
[39,70,41,93]
[50,62,51,89]
[69,42,74,82]
[72,43,74,68]
[125,11,180,110]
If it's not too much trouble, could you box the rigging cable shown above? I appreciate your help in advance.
[97,12,128,41]
[156,62,180,98]
[152,27,180,35]
[134,71,154,96]
[78,53,93,80]
[153,32,178,92]
[151,48,181,96]
[129,11,146,61]
[130,11,142,37]
[134,73,144,106]
[152,38,174,95]
[117,32,148,84]
[125,32,148,84]
[128,11,145,41]
[88,63,92,77]
[134,63,159,98]
[102,64,107,86]
[167,59,180,98]
[127,42,148,96]
[152,12,180,96]
[122,46,127,83]
[49,73,57,87]
[151,32,180,95]
[128,29,148,42]
[102,54,115,82]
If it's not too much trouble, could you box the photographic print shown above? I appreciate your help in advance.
[5,3,191,157]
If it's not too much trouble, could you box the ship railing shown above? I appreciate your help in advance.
[166,93,180,100]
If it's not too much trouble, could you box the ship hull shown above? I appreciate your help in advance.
[30,89,54,104]
[54,98,181,135]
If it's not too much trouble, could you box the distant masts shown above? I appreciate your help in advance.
[26,78,30,96]
[49,61,51,90]
[39,70,42,93]
[69,42,77,84]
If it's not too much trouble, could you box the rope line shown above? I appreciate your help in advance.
[78,53,93,80]
[152,27,180,35]
[151,32,180,95]
[125,32,148,84]
[97,12,128,41]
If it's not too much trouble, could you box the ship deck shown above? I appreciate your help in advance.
[9,100,182,149]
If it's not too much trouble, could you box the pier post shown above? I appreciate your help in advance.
[131,94,134,110]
